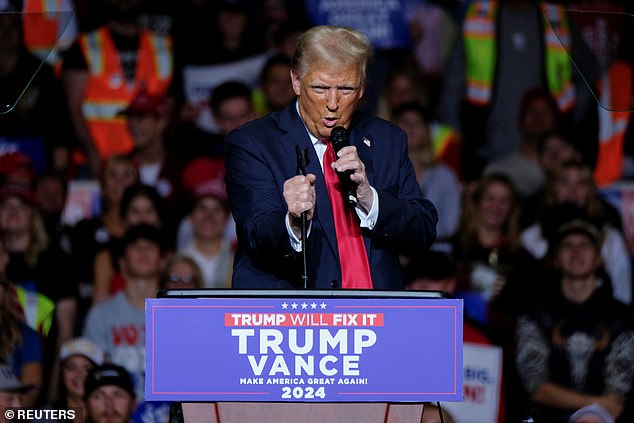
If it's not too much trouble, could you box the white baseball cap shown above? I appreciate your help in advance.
[60,338,105,365]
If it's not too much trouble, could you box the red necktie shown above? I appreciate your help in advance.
[323,141,373,289]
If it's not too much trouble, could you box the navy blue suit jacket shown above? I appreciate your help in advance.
[225,103,438,290]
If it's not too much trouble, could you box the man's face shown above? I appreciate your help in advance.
[127,114,167,151]
[291,63,364,139]
[261,63,295,111]
[556,233,600,279]
[86,385,134,423]
[190,197,229,242]
[215,98,255,135]
[121,239,161,279]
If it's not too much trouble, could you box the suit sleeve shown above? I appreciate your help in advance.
[224,128,297,263]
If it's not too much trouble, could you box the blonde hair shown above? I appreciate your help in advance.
[456,173,521,254]
[291,25,373,85]
[25,209,49,268]
[0,274,22,361]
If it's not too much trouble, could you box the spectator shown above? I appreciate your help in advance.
[61,0,173,177]
[483,87,561,199]
[83,224,166,401]
[210,80,257,140]
[515,218,634,422]
[121,89,188,240]
[69,155,139,322]
[44,338,104,422]
[0,181,77,401]
[0,364,32,421]
[177,171,233,289]
[0,273,42,408]
[84,364,136,423]
[92,184,165,303]
[376,63,429,122]
[451,173,529,323]
[160,254,203,291]
[517,129,583,229]
[391,102,462,241]
[33,172,72,255]
[253,53,296,116]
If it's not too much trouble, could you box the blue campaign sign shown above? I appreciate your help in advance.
[304,0,413,50]
[146,295,463,403]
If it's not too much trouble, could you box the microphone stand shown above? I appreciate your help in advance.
[295,146,310,289]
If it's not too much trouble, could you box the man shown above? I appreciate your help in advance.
[482,87,561,198]
[83,224,165,401]
[515,219,634,422]
[84,364,136,423]
[62,0,173,177]
[225,25,437,289]
[0,364,32,423]
[122,89,188,243]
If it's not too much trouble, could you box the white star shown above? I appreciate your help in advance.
[291,302,298,309]
[281,302,288,309]
[320,302,327,309]
[311,302,317,309]
[301,303,308,309]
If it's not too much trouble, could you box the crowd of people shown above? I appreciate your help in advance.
[1,0,634,422]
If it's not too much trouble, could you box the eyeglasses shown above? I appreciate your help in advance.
[167,273,197,284]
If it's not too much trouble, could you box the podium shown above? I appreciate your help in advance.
[147,290,463,422]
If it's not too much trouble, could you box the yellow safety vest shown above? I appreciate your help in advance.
[464,0,575,112]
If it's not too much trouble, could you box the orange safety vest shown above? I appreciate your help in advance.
[22,0,74,75]
[463,0,575,112]
[594,60,633,187]
[79,27,172,160]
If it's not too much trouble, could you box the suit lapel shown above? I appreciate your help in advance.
[277,106,340,263]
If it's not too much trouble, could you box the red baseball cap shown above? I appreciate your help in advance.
[0,181,35,206]
[120,89,169,118]
[182,158,228,205]
[0,152,35,179]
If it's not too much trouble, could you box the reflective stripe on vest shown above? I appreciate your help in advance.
[464,0,575,110]
[79,27,173,158]
[594,60,633,187]
[540,4,575,111]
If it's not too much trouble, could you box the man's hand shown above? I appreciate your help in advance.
[330,145,374,213]
[284,174,317,239]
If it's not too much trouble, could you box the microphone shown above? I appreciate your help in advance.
[329,126,358,208]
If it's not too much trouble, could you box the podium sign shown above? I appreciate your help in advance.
[146,293,462,403]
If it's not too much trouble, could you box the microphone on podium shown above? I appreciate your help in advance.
[329,126,358,208]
